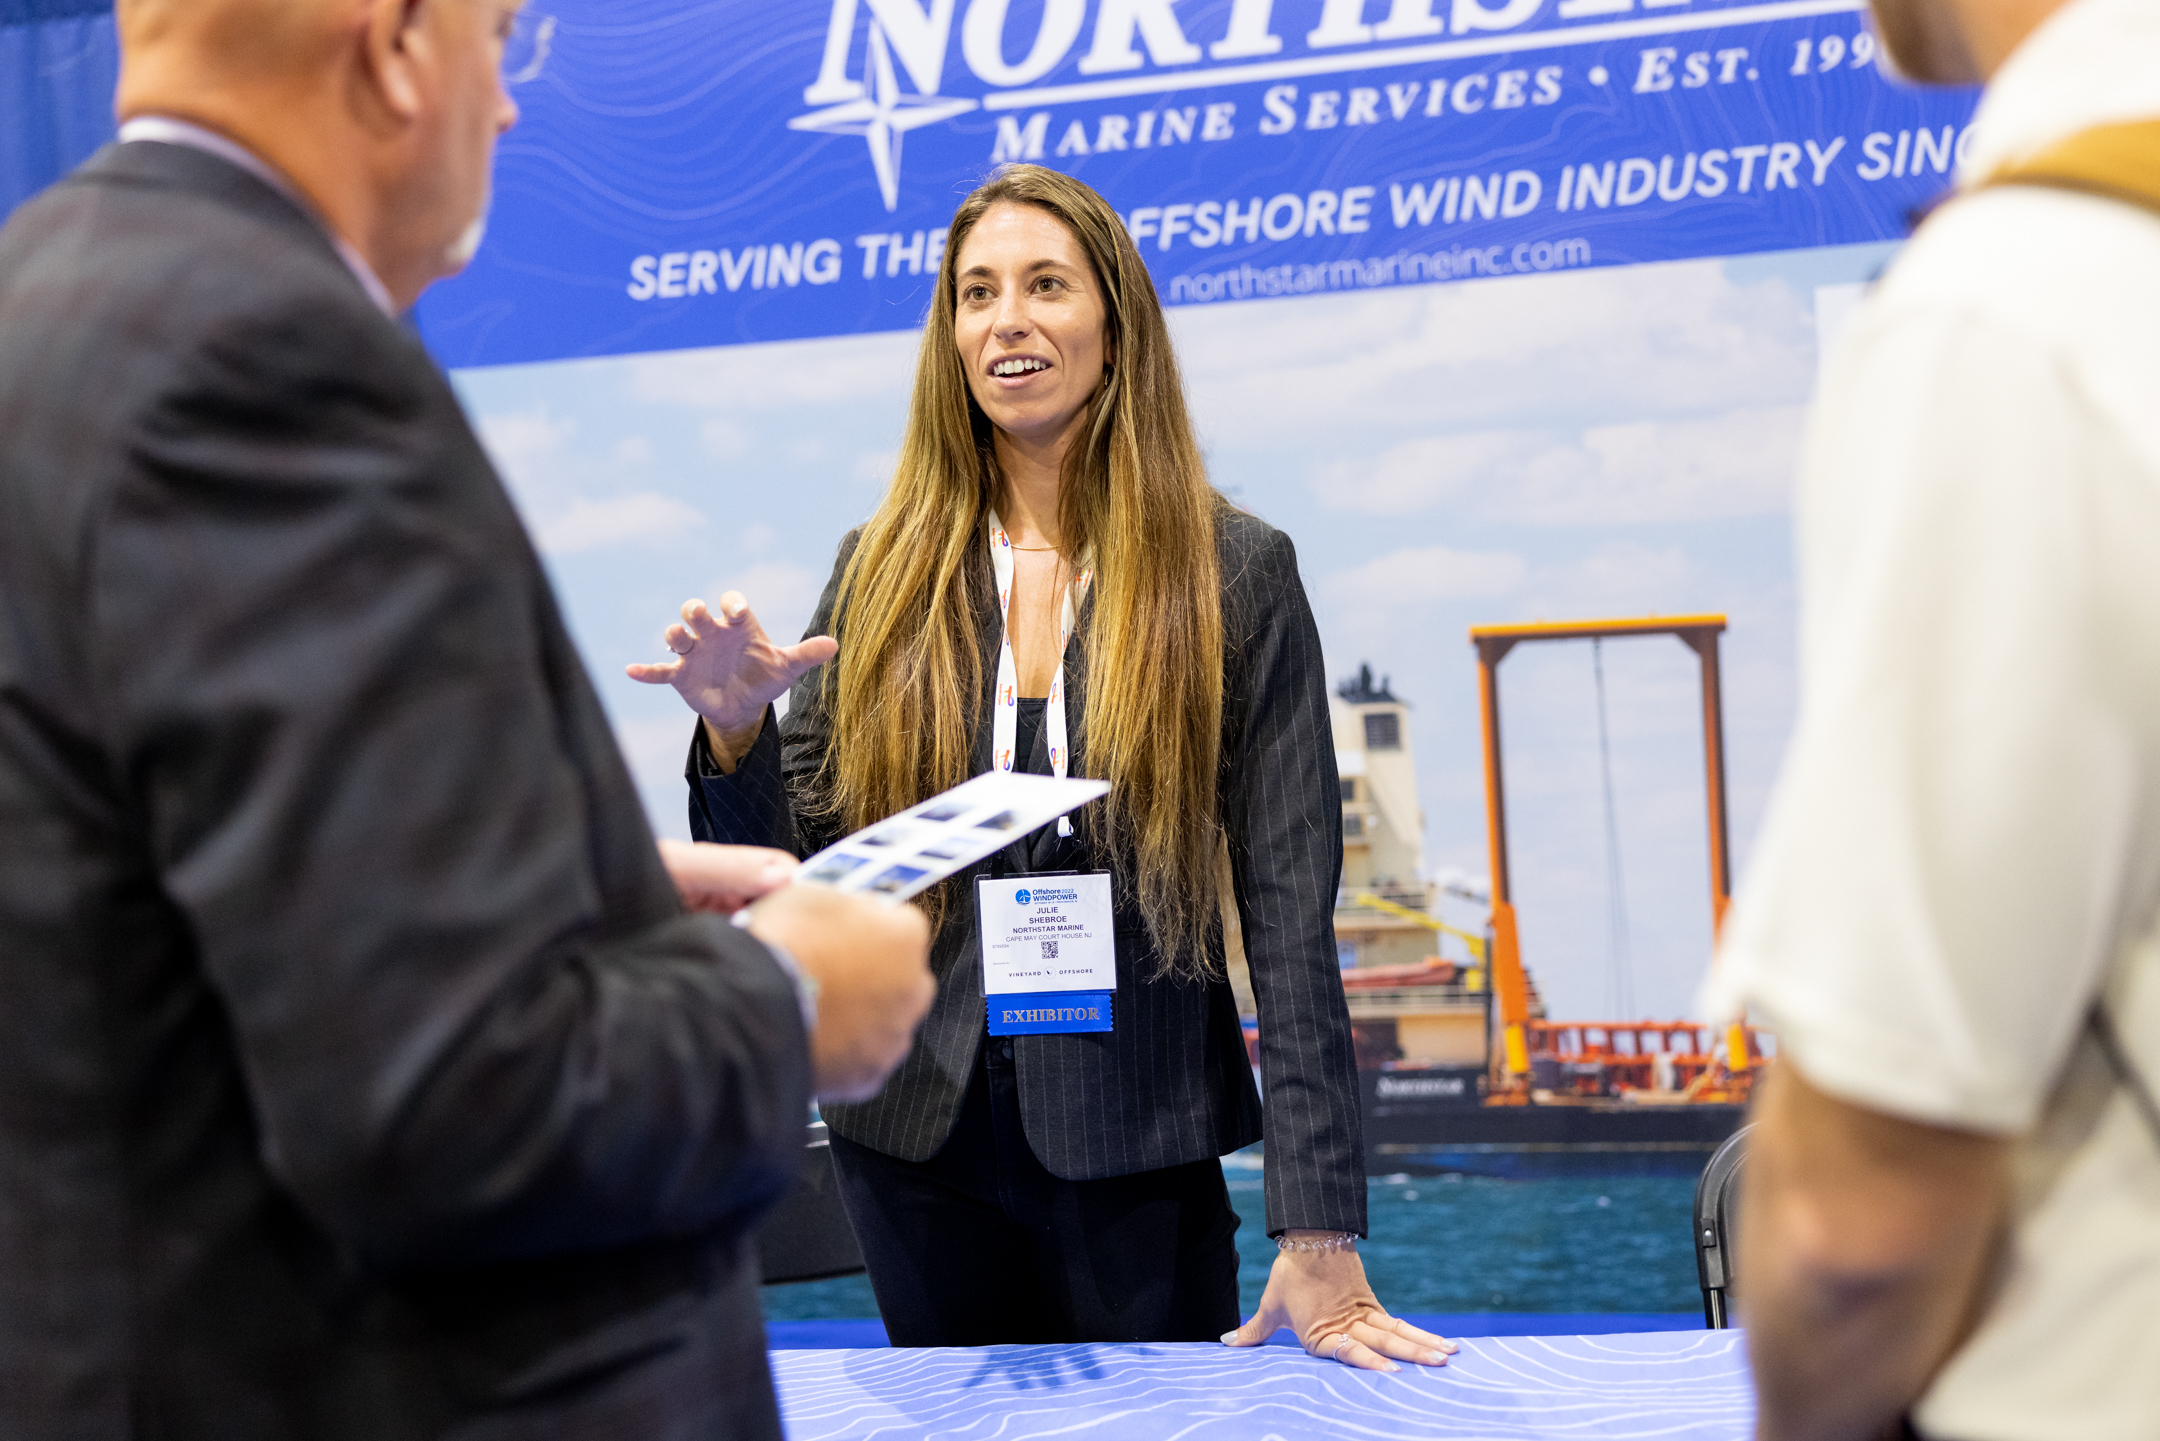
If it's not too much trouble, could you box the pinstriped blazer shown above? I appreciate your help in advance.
[689,507,1366,1237]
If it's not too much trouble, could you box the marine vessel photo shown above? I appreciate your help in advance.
[1238,617,1767,1179]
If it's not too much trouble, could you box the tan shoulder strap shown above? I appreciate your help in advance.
[2091,1003,2160,1145]
[1988,118,2160,217]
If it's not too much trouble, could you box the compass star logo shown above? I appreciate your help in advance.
[789,18,977,213]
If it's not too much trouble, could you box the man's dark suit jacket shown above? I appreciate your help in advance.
[0,142,810,1439]
[690,512,1366,1239]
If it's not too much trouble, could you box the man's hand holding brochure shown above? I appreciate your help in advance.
[660,772,1107,1103]
[790,772,1110,903]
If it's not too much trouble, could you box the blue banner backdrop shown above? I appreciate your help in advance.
[0,2,120,221]
[416,0,1975,367]
[0,0,1981,1023]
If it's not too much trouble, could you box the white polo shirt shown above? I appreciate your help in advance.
[1706,0,2160,1436]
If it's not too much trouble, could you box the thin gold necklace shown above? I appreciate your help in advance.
[1009,543,1061,552]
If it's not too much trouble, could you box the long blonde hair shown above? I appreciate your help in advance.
[822,165,1226,976]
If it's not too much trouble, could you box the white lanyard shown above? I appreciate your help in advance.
[987,509,1093,837]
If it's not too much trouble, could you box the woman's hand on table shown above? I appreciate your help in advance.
[656,840,799,915]
[626,594,837,770]
[1222,1237,1457,1372]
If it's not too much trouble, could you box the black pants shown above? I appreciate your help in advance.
[827,1034,1242,1346]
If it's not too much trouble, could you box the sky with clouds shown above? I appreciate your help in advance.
[451,238,1895,1024]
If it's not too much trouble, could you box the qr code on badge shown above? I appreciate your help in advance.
[1040,940,1059,959]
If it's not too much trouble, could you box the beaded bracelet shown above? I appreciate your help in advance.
[1276,1231,1358,1254]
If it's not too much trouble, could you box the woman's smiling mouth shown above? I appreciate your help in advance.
[991,356,1051,378]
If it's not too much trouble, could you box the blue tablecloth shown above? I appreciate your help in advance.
[764,1313,1702,1349]
[771,1331,1753,1440]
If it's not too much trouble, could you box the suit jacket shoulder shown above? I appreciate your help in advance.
[4,141,411,399]
[1,145,439,627]
[1215,502,1289,568]
[1214,504,1303,636]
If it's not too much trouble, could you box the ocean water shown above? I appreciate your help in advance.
[761,1149,1703,1323]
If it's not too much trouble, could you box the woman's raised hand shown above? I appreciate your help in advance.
[626,594,838,766]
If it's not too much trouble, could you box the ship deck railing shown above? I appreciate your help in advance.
[1333,882,1437,910]
[1343,985,1482,1015]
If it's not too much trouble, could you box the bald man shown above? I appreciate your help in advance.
[0,2,931,1437]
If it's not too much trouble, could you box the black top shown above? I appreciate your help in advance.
[1013,696,1050,779]
[689,509,1366,1240]
[0,142,807,1440]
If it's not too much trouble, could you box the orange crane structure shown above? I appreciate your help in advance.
[1470,614,1760,1103]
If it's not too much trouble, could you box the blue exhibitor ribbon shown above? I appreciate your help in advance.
[987,991,1114,1036]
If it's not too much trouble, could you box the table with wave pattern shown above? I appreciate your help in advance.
[771,1331,1753,1440]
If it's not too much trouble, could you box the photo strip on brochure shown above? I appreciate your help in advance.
[789,772,1110,904]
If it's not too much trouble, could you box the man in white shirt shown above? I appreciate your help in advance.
[1706,0,2160,1437]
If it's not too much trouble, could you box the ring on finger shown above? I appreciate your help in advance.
[1330,1333,1354,1362]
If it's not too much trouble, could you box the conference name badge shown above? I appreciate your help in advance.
[977,873,1115,1036]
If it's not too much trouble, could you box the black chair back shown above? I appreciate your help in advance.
[754,1121,868,1286]
[1693,1123,1752,1328]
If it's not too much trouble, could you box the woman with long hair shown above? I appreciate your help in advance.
[630,165,1450,1369]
